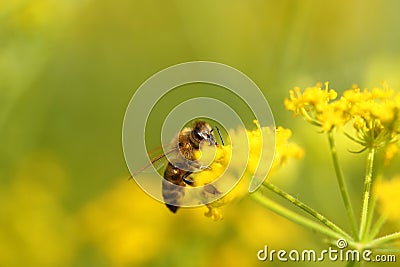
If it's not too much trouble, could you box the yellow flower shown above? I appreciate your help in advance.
[372,87,394,99]
[193,121,303,220]
[374,177,400,221]
[342,84,400,148]
[317,98,350,132]
[303,84,337,112]
[342,87,369,103]
[284,87,302,114]
[285,82,337,117]
[286,82,400,148]
[344,86,395,122]
[285,82,350,131]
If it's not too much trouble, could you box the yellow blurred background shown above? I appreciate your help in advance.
[1,1,400,266]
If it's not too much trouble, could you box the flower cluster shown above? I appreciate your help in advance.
[284,82,400,249]
[344,84,400,150]
[193,121,303,220]
[285,82,342,131]
[285,82,400,152]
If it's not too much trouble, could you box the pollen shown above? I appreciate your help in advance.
[285,82,400,151]
[192,121,303,220]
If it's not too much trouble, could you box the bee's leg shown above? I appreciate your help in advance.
[174,162,207,173]
[204,204,223,220]
[201,185,223,220]
[203,184,222,195]
[199,184,222,202]
[188,162,212,172]
[200,165,212,171]
[182,172,195,186]
[166,203,179,213]
[162,179,185,213]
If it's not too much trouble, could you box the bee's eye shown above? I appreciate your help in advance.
[194,130,203,140]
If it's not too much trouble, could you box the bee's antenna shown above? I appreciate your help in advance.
[214,126,225,146]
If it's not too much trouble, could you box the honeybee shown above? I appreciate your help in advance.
[131,120,224,213]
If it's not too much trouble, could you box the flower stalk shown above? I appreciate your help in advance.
[359,147,376,241]
[369,232,400,248]
[327,131,359,239]
[247,82,400,255]
[367,215,387,241]
[251,190,354,246]
[262,182,352,240]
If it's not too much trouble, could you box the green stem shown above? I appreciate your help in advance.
[262,182,352,240]
[370,232,400,247]
[367,215,387,241]
[300,108,322,127]
[364,172,383,240]
[364,196,376,237]
[359,147,376,241]
[345,260,358,267]
[251,190,355,246]
[364,178,381,240]
[327,131,359,239]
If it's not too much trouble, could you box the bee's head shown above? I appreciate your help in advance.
[192,121,216,147]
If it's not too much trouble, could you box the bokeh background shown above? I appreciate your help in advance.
[1,1,400,266]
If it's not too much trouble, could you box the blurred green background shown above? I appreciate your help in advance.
[1,1,400,266]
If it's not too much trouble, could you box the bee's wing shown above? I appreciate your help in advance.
[129,147,179,179]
